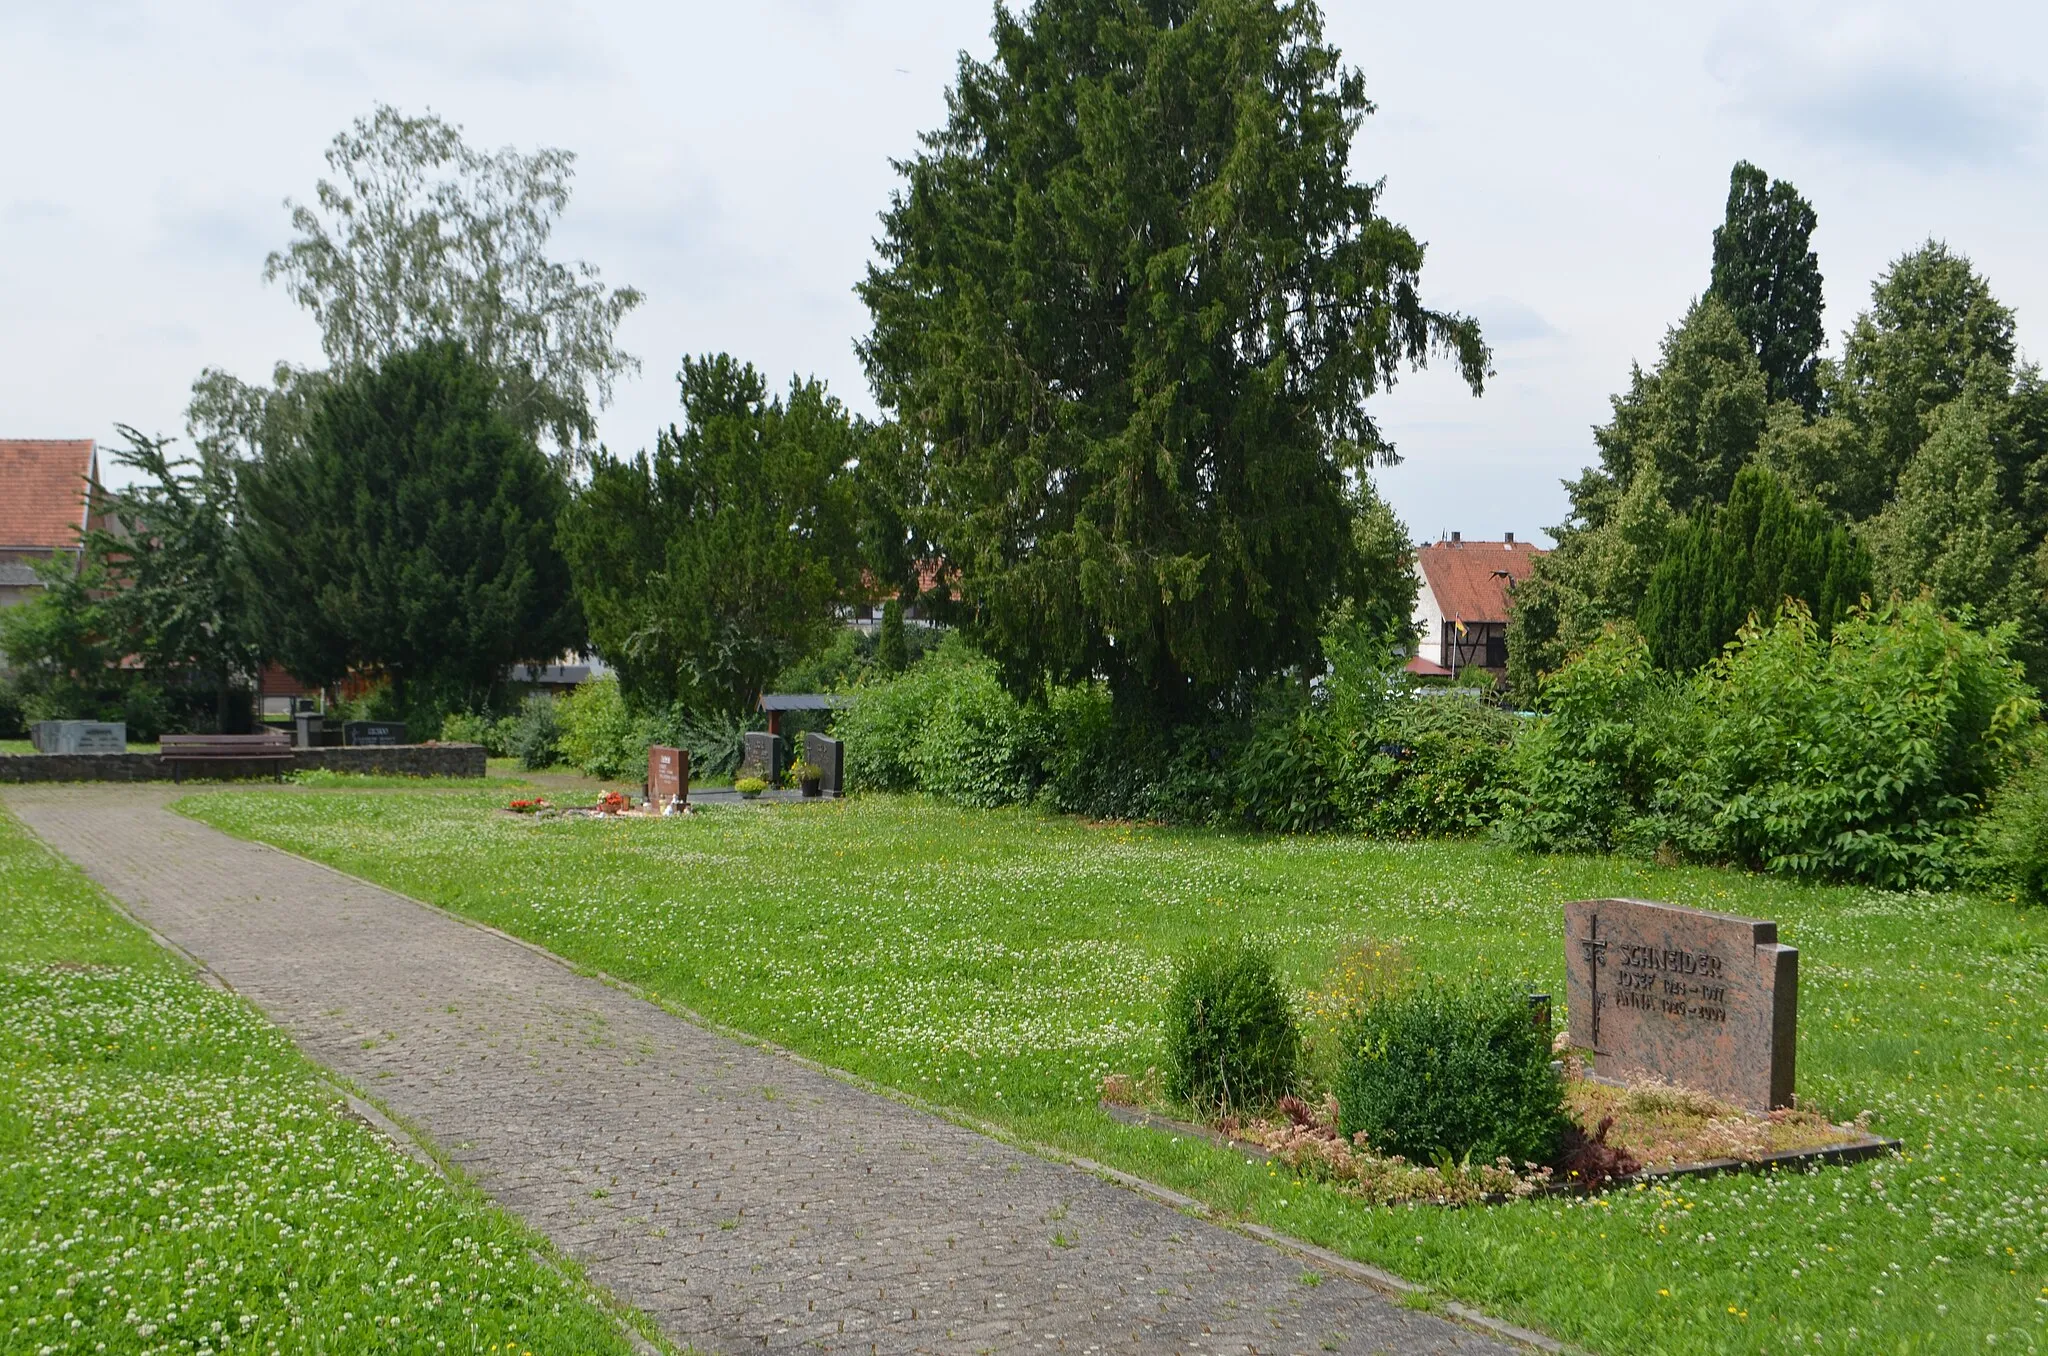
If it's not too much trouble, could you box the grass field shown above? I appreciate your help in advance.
[0,802,649,1356]
[182,790,2048,1355]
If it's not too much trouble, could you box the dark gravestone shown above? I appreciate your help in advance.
[344,721,407,747]
[647,745,689,811]
[738,731,782,786]
[804,732,844,796]
[1564,898,1798,1113]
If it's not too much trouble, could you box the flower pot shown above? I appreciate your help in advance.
[800,777,822,798]
[739,789,762,800]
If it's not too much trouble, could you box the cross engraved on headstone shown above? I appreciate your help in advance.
[1577,913,1608,1051]
[1563,897,1799,1113]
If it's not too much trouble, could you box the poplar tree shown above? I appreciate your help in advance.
[1709,161,1825,413]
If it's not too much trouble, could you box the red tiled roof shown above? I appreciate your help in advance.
[1415,539,1545,625]
[1404,655,1453,677]
[0,439,97,551]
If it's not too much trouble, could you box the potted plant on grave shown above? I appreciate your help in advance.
[735,776,768,800]
[789,759,823,799]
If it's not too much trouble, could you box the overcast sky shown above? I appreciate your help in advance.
[4,0,2044,545]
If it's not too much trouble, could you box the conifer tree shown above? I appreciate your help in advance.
[859,0,1485,719]
[240,341,582,725]
[1638,466,1872,671]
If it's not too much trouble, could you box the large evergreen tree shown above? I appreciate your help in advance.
[1709,161,1825,413]
[1837,241,2019,515]
[558,356,861,715]
[1860,398,2048,679]
[240,342,582,724]
[1638,466,1872,671]
[858,0,1486,718]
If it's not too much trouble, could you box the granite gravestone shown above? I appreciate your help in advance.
[647,745,689,811]
[804,732,844,797]
[30,721,127,754]
[738,731,781,786]
[1563,898,1798,1114]
[344,721,407,747]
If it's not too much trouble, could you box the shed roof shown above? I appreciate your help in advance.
[0,440,97,551]
[1414,539,1544,625]
[759,693,852,712]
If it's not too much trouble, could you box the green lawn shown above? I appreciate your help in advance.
[182,791,2048,1355]
[0,802,649,1356]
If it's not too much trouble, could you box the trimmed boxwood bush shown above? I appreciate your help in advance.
[1335,975,1564,1165]
[1162,940,1300,1113]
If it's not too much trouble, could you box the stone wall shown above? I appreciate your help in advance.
[0,744,488,784]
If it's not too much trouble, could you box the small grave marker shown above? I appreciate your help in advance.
[738,730,781,785]
[647,744,689,812]
[344,721,407,747]
[1563,897,1798,1113]
[804,732,844,797]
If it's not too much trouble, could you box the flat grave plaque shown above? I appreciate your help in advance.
[1564,897,1798,1114]
[647,744,689,810]
[344,721,407,747]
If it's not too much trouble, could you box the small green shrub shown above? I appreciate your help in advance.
[501,694,564,771]
[1162,940,1300,1113]
[1980,747,2048,905]
[557,676,641,778]
[1335,975,1564,1165]
[734,776,768,797]
[439,710,503,753]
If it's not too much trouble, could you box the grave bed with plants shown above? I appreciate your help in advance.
[181,789,2048,1356]
[0,804,647,1355]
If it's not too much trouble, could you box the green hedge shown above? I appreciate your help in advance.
[1162,940,1300,1113]
[1505,600,2041,889]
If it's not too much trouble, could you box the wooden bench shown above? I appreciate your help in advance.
[160,732,296,783]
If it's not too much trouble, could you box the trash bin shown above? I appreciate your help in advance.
[294,712,324,750]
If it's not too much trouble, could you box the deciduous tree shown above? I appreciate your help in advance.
[1709,161,1825,413]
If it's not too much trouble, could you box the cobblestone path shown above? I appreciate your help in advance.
[5,786,1521,1356]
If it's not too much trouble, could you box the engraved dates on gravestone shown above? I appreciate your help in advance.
[647,745,689,810]
[344,722,407,747]
[1563,898,1798,1114]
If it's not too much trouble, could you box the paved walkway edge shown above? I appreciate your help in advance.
[24,811,678,1356]
[207,813,1571,1356]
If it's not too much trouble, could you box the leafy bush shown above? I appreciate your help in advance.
[1161,940,1300,1113]
[1507,601,2039,889]
[734,776,767,797]
[1335,975,1564,1165]
[839,638,1041,804]
[557,676,642,778]
[1677,600,2038,888]
[1980,748,2048,905]
[1501,625,1696,856]
[501,694,563,771]
[438,710,505,754]
[658,707,758,780]
[1351,695,1520,838]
